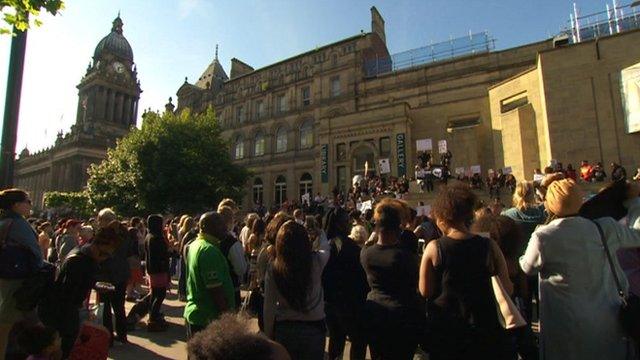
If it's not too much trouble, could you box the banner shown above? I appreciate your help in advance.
[416,139,432,152]
[470,165,481,175]
[621,62,640,133]
[321,144,329,183]
[416,205,432,217]
[396,133,406,176]
[455,167,465,175]
[379,158,391,174]
[503,166,513,174]
[438,140,448,154]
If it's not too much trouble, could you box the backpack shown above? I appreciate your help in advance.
[0,218,37,279]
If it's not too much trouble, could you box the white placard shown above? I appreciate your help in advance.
[455,167,465,175]
[470,165,481,175]
[301,192,310,205]
[488,168,495,175]
[416,205,432,217]
[361,200,373,212]
[415,170,426,179]
[416,139,433,152]
[533,173,545,182]
[438,140,448,154]
[379,158,391,174]
[503,166,513,174]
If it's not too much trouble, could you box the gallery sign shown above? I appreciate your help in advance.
[396,133,406,176]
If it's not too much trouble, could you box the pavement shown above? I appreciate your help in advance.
[108,285,188,360]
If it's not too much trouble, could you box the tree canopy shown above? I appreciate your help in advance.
[87,108,248,216]
[43,191,92,218]
[1,0,64,35]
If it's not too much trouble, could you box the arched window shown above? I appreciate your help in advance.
[275,175,287,207]
[299,173,313,204]
[234,136,244,159]
[300,120,313,149]
[254,132,265,156]
[253,178,263,205]
[276,126,287,153]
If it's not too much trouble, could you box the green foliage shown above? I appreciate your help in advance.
[43,191,92,218]
[1,0,64,35]
[87,108,248,216]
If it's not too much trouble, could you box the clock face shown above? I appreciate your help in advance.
[113,62,125,74]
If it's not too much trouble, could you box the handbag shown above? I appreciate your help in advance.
[592,220,640,342]
[492,275,527,329]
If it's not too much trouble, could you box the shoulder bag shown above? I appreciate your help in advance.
[593,220,640,342]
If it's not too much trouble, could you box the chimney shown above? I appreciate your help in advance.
[370,6,386,44]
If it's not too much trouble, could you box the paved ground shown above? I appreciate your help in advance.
[108,286,188,360]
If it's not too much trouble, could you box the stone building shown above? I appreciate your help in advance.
[176,7,640,210]
[14,15,141,208]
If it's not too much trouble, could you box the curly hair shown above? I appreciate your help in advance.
[187,314,274,360]
[432,183,478,228]
[512,180,536,211]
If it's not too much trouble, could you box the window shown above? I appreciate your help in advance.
[234,136,244,159]
[253,178,263,205]
[331,53,338,67]
[331,76,341,97]
[275,175,287,206]
[301,87,311,107]
[379,137,391,156]
[276,94,287,113]
[276,127,287,153]
[256,100,265,119]
[336,143,346,161]
[300,120,313,149]
[236,106,245,123]
[299,173,313,202]
[254,132,265,156]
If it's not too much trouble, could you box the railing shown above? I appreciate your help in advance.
[563,2,640,43]
[364,32,495,77]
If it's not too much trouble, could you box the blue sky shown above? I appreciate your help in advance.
[0,0,626,151]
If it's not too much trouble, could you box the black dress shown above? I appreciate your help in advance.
[427,235,514,360]
[360,242,424,360]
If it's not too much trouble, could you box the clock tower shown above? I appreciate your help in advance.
[75,14,141,139]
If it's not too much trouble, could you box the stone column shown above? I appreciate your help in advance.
[122,95,131,125]
[131,99,138,126]
[107,90,115,122]
[114,93,123,124]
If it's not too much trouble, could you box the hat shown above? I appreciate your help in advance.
[545,179,583,217]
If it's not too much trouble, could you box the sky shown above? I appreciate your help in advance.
[0,0,626,152]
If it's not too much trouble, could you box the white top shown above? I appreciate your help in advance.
[520,198,640,360]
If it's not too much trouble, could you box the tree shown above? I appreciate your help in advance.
[1,0,64,35]
[43,191,92,218]
[87,108,249,216]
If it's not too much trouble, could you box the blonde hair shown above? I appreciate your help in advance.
[218,198,238,212]
[349,225,368,246]
[218,206,235,229]
[512,181,536,211]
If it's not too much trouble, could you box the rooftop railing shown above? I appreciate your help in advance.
[364,32,495,77]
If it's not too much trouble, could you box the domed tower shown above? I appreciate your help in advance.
[75,14,141,139]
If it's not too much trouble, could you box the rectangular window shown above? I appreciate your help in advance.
[301,87,311,106]
[236,106,245,123]
[276,94,287,113]
[379,137,391,156]
[331,76,341,97]
[256,100,264,119]
[336,143,346,161]
[337,166,347,192]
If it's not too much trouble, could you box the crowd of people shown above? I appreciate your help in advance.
[1,164,640,359]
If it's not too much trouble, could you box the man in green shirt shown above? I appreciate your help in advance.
[184,211,236,337]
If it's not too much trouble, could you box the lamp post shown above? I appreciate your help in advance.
[0,22,28,189]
